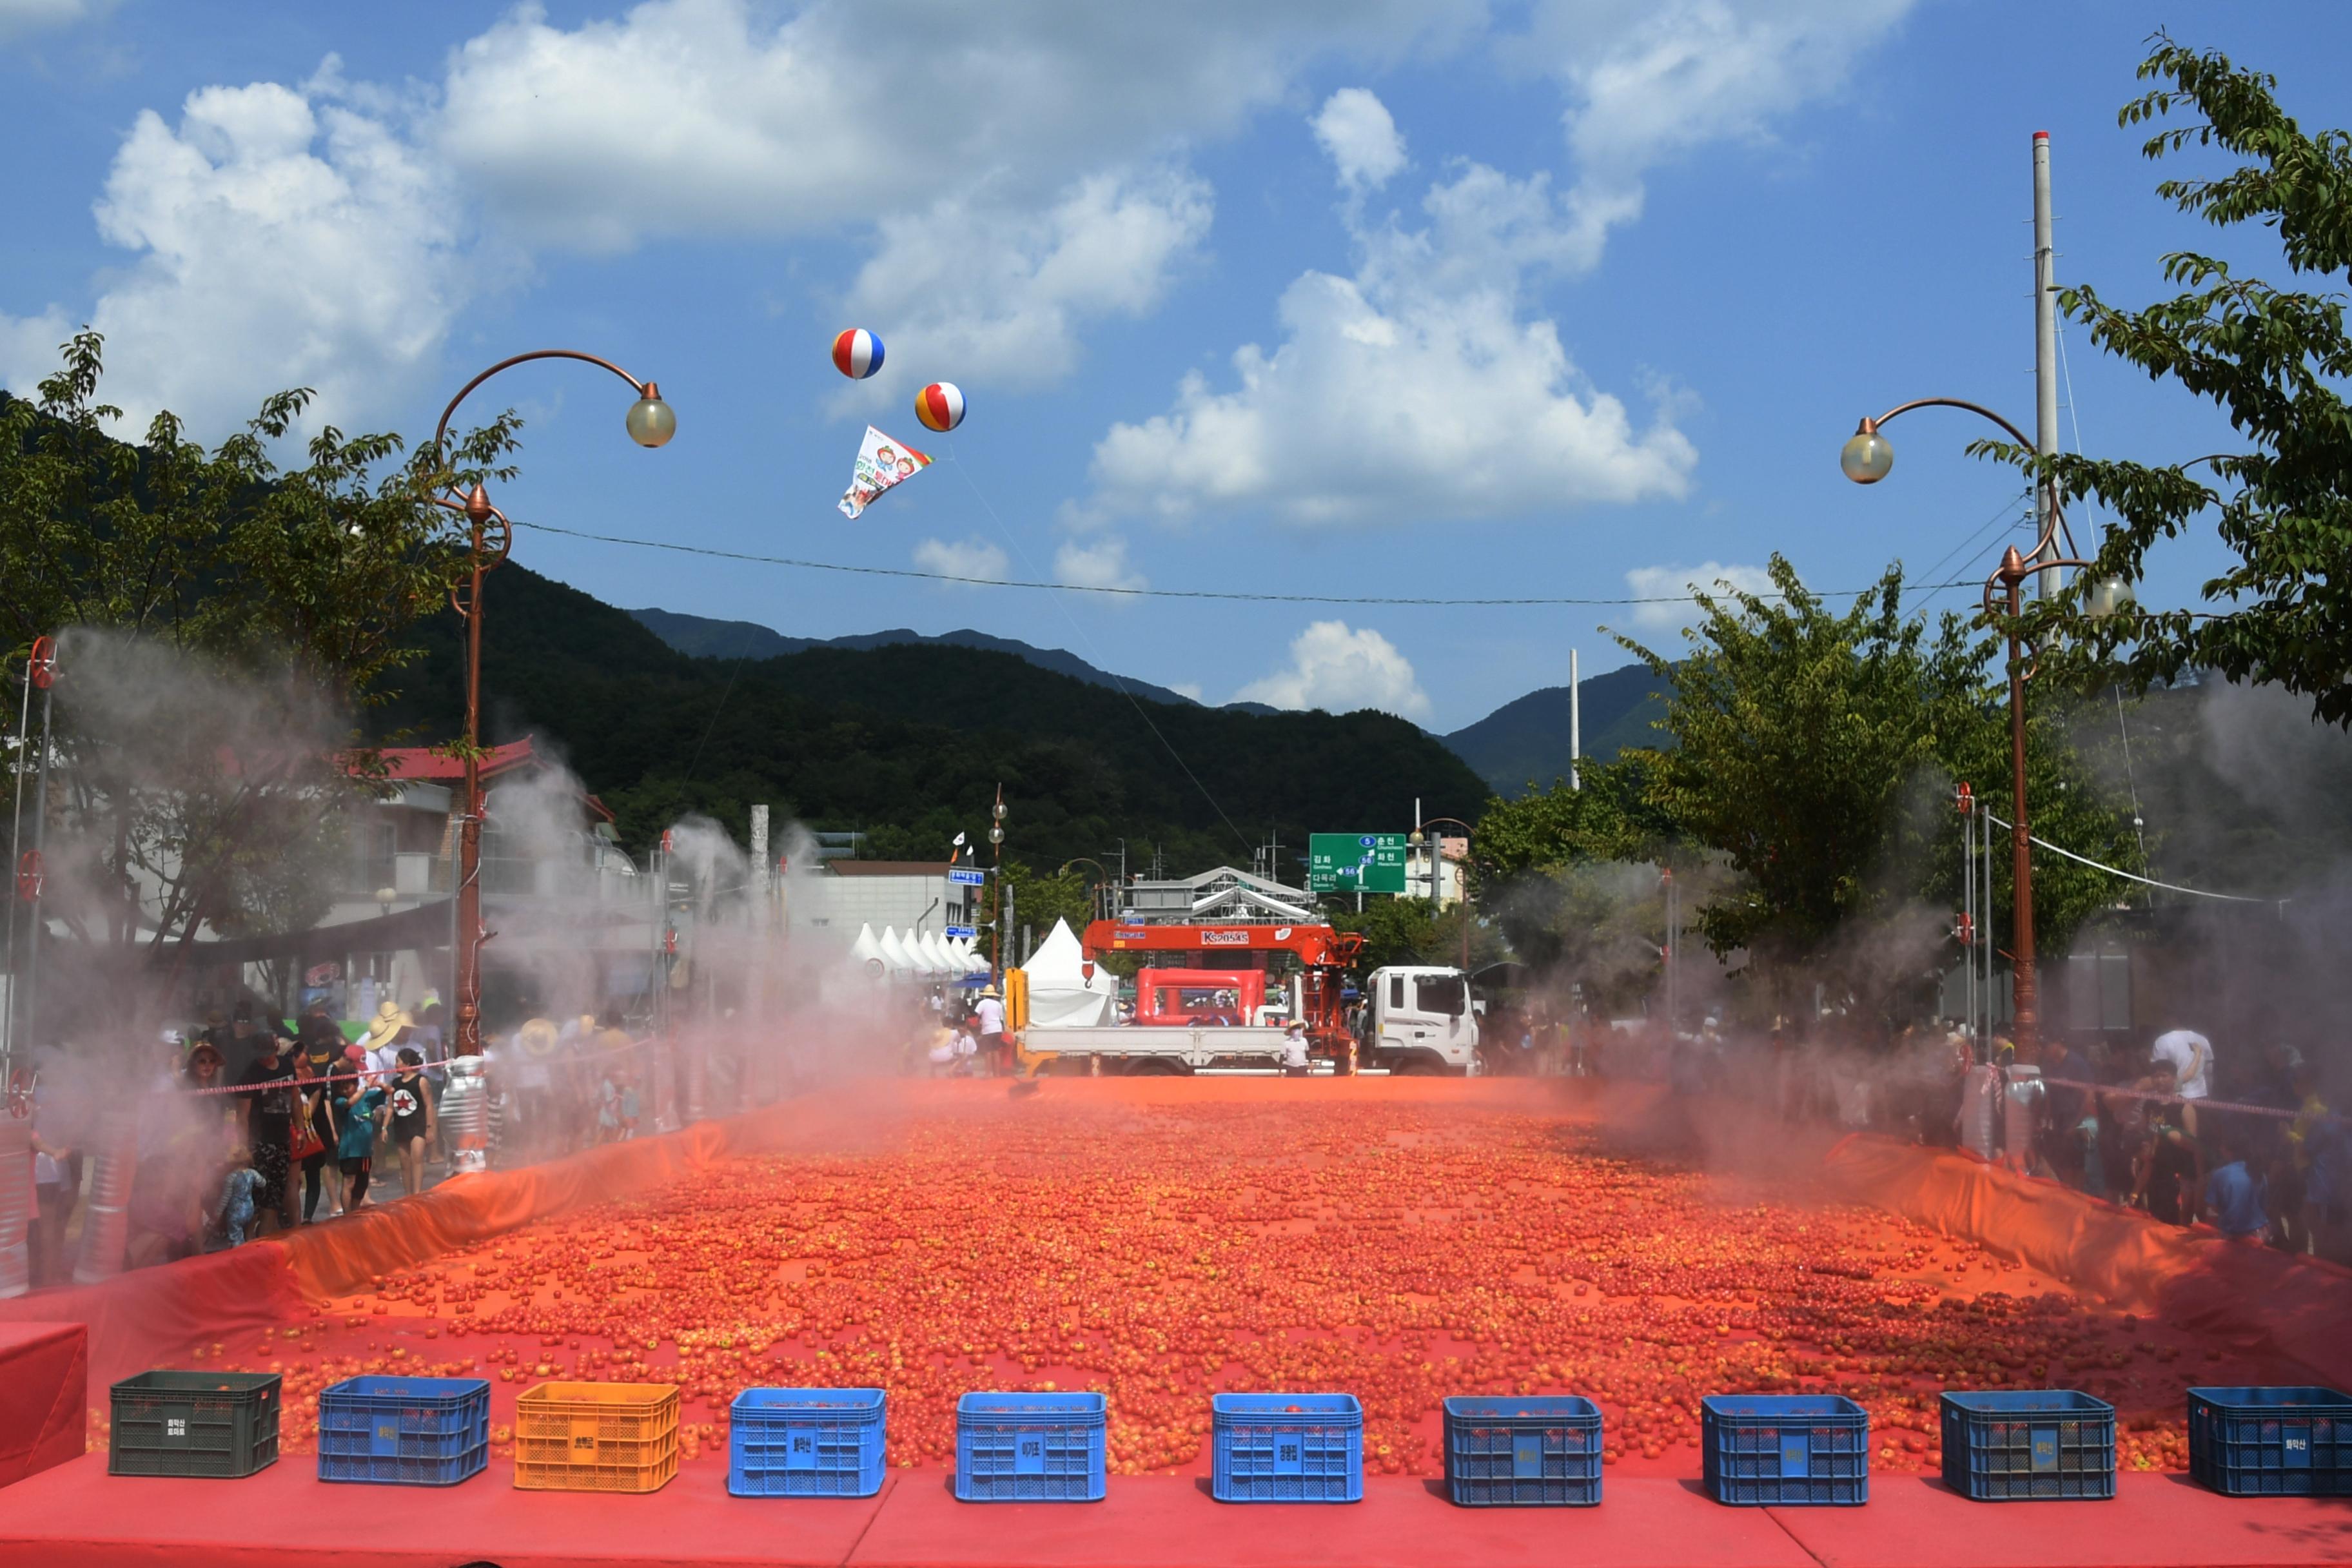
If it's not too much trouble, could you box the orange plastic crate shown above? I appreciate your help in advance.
[513,1382,680,1494]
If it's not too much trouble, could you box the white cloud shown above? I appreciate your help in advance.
[1169,681,1204,702]
[1053,536,1147,593]
[912,536,1011,585]
[1522,0,1916,266]
[1312,88,1406,192]
[0,76,467,435]
[1081,159,1696,529]
[431,0,1472,252]
[839,168,1210,397]
[1235,620,1430,720]
[1622,560,1775,633]
[0,0,115,42]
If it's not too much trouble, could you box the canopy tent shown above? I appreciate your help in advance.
[1021,917,1115,1028]
[848,923,885,975]
[877,926,917,980]
[920,931,954,976]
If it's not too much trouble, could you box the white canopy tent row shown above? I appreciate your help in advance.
[848,921,992,983]
[1021,917,1118,1028]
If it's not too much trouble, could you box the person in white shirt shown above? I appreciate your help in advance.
[1280,1023,1311,1078]
[973,987,1008,1077]
[2150,1029,2214,1101]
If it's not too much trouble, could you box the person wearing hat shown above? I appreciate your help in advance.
[1280,1021,1311,1078]
[360,1000,413,1084]
[973,985,1008,1079]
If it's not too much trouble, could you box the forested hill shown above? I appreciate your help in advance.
[371,562,1490,868]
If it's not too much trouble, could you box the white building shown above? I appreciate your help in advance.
[787,861,984,937]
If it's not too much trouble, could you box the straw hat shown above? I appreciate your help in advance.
[979,985,1001,999]
[518,1017,561,1057]
[360,999,413,1051]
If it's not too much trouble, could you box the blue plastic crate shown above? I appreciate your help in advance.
[955,1392,1106,1502]
[2188,1386,2352,1498]
[1442,1395,1602,1507]
[1211,1393,1362,1503]
[1940,1390,2113,1502]
[317,1376,488,1487]
[1701,1395,1868,1507]
[729,1387,887,1498]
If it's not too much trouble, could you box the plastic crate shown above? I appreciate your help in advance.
[1441,1395,1602,1507]
[1939,1390,2113,1502]
[2188,1386,2352,1498]
[1211,1393,1363,1504]
[730,1387,887,1498]
[110,1371,280,1478]
[954,1391,1107,1502]
[514,1381,680,1493]
[1701,1394,1868,1507]
[318,1376,490,1487]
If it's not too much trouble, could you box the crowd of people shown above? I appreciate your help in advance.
[14,992,664,1287]
[1639,1012,2351,1266]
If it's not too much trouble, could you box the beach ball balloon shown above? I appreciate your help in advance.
[914,381,966,433]
[830,328,884,379]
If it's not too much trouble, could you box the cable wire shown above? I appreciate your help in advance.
[509,516,1983,608]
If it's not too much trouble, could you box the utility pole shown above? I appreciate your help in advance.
[1569,649,1582,792]
[2034,131,2061,601]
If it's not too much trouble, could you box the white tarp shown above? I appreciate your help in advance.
[918,930,952,976]
[1021,917,1114,1028]
[877,926,917,980]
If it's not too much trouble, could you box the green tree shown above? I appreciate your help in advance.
[1,333,513,1019]
[1616,556,2136,1023]
[1000,857,1098,950]
[2011,37,2352,727]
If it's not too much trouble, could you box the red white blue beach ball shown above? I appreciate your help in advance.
[914,381,965,432]
[830,328,884,379]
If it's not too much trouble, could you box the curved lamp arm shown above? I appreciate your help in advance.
[431,349,658,455]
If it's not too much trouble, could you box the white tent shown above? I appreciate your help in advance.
[917,930,952,977]
[877,926,917,980]
[959,938,990,975]
[848,923,885,974]
[1021,917,1114,1028]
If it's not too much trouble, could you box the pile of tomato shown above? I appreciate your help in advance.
[147,1086,2275,1478]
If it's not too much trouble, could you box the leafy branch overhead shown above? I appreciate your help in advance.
[1996,36,2352,727]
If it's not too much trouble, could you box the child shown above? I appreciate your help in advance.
[386,1048,435,1200]
[336,1044,387,1208]
[217,1146,267,1247]
[618,1071,641,1140]
[596,1070,622,1144]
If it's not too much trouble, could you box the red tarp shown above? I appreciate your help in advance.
[0,1093,848,1391]
[1821,1135,2352,1391]
[3,1460,2348,1568]
[0,1322,86,1488]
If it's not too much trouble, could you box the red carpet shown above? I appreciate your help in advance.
[0,1322,86,1488]
[3,1457,2346,1568]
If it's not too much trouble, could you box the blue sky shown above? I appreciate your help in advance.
[6,1,2348,733]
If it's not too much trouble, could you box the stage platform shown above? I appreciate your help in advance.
[3,1456,2347,1568]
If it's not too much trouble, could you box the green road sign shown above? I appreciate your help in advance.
[1308,832,1407,894]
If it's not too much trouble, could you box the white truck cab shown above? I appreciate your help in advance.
[1361,965,1481,1075]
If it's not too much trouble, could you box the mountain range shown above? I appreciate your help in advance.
[625,605,1670,795]
[371,567,1492,871]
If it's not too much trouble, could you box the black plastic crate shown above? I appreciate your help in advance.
[2188,1386,2352,1498]
[1701,1394,1867,1506]
[1442,1395,1602,1507]
[1940,1390,2114,1502]
[110,1371,280,1478]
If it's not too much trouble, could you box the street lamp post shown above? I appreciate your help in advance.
[1408,819,1476,974]
[1840,398,2126,1052]
[426,351,674,1061]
